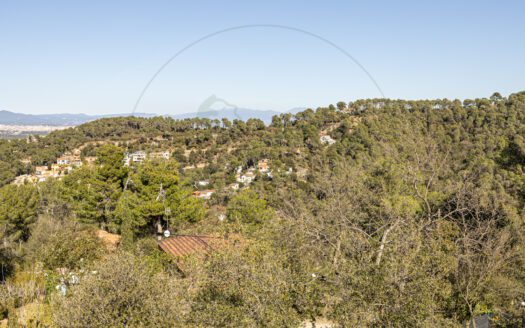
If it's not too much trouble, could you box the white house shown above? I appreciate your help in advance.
[236,171,256,184]
[320,135,336,145]
[197,180,210,187]
[192,189,215,200]
[227,183,240,191]
[131,151,147,163]
[35,166,49,176]
[124,151,147,166]
[149,151,170,160]
[57,156,70,165]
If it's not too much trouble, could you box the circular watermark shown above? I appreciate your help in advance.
[132,24,385,119]
[196,94,240,120]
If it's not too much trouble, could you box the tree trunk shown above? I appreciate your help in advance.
[376,224,395,266]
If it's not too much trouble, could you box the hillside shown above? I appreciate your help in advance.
[1,92,525,326]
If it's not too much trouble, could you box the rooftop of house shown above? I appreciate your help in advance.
[158,234,244,259]
[192,189,215,195]
[158,235,216,258]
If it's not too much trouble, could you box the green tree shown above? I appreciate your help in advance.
[0,184,39,243]
[227,189,274,232]
[114,190,142,249]
[95,144,128,183]
[336,101,347,111]
[132,160,204,233]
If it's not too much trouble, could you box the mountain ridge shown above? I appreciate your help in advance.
[0,107,306,126]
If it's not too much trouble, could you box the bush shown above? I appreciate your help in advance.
[25,216,103,270]
[52,252,188,328]
[187,244,300,327]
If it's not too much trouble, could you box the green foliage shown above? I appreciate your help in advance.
[24,216,102,270]
[131,160,204,231]
[115,190,141,249]
[52,252,187,328]
[95,144,128,183]
[227,189,274,231]
[0,184,39,242]
[188,244,301,328]
[0,161,17,186]
[1,93,525,325]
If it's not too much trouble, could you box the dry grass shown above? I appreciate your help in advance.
[95,230,121,251]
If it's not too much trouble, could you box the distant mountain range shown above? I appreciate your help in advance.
[0,107,306,126]
[0,110,155,126]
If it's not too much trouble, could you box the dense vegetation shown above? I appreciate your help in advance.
[1,92,525,327]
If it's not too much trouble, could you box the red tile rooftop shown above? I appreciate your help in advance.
[158,235,216,258]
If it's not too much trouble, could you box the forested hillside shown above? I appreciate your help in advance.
[1,92,525,327]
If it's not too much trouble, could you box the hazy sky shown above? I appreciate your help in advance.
[1,1,524,115]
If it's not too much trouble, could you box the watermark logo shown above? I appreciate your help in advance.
[197,95,241,120]
[132,24,385,118]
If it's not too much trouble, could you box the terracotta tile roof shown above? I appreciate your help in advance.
[158,235,216,258]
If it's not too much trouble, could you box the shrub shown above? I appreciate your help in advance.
[52,252,188,328]
[25,216,103,270]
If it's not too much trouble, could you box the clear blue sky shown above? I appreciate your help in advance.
[1,0,524,115]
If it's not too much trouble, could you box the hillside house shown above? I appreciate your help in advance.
[56,152,82,167]
[158,235,215,258]
[192,189,215,200]
[157,234,243,273]
[34,166,54,182]
[35,166,49,176]
[51,164,65,176]
[257,159,269,173]
[236,171,255,184]
[131,151,147,163]
[57,156,70,165]
[124,151,147,166]
[196,180,210,187]
[123,155,130,166]
[227,183,240,191]
[149,151,170,160]
[372,101,386,109]
[71,157,82,167]
[320,134,336,145]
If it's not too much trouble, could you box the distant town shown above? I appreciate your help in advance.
[12,148,292,202]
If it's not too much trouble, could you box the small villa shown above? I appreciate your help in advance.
[319,134,336,145]
[257,159,269,173]
[192,189,215,200]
